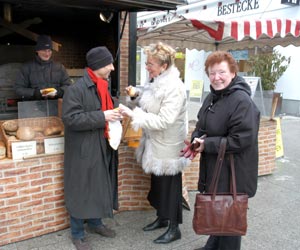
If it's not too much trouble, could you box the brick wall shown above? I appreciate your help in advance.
[0,155,69,246]
[119,13,130,96]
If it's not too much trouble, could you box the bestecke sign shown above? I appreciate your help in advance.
[137,0,265,28]
[218,0,259,16]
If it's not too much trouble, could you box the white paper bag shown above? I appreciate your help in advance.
[108,121,123,150]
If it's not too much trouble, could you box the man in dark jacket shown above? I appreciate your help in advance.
[15,35,71,100]
[191,51,260,250]
[62,46,122,250]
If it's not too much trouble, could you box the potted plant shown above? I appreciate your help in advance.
[248,50,291,116]
[248,50,291,91]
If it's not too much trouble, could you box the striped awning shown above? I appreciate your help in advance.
[137,17,300,51]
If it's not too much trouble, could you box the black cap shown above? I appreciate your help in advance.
[86,46,113,70]
[36,35,53,51]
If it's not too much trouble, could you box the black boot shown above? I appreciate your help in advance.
[153,222,181,244]
[143,217,169,231]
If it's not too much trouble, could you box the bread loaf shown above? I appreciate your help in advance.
[36,142,45,154]
[16,127,36,141]
[41,88,56,95]
[43,126,63,136]
[3,120,18,132]
[0,140,6,159]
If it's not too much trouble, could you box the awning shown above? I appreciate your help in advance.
[137,16,300,51]
[0,0,187,13]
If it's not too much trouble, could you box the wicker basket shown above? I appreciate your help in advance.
[0,116,64,158]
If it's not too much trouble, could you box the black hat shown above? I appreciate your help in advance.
[86,46,113,70]
[36,35,53,51]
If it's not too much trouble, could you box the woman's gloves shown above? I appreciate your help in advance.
[180,140,198,160]
[180,134,207,160]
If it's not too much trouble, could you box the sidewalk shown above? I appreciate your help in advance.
[1,116,300,250]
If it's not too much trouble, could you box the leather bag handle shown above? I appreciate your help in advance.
[208,138,238,201]
[209,137,227,195]
[230,154,237,200]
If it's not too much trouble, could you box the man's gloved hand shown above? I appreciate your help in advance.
[56,88,64,98]
[34,89,42,100]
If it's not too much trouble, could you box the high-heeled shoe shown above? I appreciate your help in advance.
[153,222,181,244]
[142,217,169,231]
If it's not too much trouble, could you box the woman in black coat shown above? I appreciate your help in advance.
[191,51,260,250]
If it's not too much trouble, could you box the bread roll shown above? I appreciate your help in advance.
[43,126,63,136]
[0,140,6,159]
[3,120,18,132]
[16,127,35,141]
[41,88,56,95]
[128,87,137,97]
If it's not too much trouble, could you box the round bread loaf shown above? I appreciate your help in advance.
[43,126,63,136]
[0,140,6,159]
[16,127,36,141]
[3,120,18,132]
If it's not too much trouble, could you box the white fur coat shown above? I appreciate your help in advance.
[128,66,190,176]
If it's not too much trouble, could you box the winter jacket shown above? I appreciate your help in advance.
[192,75,260,198]
[62,69,118,219]
[128,66,189,176]
[15,55,71,100]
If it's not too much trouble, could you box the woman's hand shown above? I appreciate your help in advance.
[119,104,134,117]
[191,135,206,153]
[125,85,138,97]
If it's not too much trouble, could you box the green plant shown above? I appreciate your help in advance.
[248,50,291,90]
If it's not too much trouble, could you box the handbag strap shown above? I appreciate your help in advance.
[209,138,239,201]
[229,154,237,200]
[209,137,227,194]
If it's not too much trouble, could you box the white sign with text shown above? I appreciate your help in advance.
[12,141,37,160]
[44,137,64,154]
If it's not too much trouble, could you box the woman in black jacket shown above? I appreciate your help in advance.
[191,51,260,250]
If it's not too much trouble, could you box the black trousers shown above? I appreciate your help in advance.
[205,235,241,250]
[147,173,182,224]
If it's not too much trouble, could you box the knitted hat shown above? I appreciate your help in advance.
[86,46,113,70]
[36,35,53,51]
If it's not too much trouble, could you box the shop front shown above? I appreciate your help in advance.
[0,0,190,246]
[136,0,300,116]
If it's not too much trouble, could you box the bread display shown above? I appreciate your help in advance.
[0,117,64,158]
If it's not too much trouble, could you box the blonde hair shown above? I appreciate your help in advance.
[143,42,176,69]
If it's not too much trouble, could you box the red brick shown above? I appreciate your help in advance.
[0,177,17,185]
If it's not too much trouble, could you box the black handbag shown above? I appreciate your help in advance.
[192,138,248,236]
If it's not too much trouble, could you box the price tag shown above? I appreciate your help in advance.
[12,141,37,160]
[44,137,64,154]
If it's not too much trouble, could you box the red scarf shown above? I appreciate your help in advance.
[87,67,113,138]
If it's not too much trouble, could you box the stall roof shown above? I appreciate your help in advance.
[0,0,187,13]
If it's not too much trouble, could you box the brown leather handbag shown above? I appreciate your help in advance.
[192,138,248,236]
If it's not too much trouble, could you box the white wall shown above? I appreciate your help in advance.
[275,45,300,101]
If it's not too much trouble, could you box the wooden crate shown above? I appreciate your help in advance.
[0,116,64,158]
